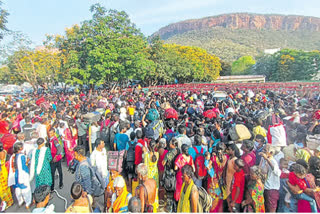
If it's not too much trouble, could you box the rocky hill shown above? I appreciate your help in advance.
[152,13,320,62]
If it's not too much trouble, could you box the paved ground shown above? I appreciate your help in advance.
[6,159,105,213]
[6,157,166,213]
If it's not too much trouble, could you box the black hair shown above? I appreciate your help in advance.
[13,142,23,154]
[169,138,179,148]
[13,142,23,171]
[216,142,226,152]
[34,185,51,203]
[255,134,266,143]
[37,138,45,146]
[181,144,189,156]
[235,158,245,169]
[294,163,307,175]
[296,159,308,171]
[226,143,241,158]
[0,142,3,152]
[181,164,194,178]
[242,140,254,152]
[95,138,103,147]
[136,130,143,139]
[150,140,157,162]
[194,134,202,146]
[74,145,86,156]
[130,131,136,141]
[178,125,186,135]
[71,182,82,200]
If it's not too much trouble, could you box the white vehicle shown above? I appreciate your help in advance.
[213,91,228,100]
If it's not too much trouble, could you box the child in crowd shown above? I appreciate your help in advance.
[32,185,55,213]
[204,151,215,183]
[228,158,245,212]
[288,163,318,213]
[278,158,291,212]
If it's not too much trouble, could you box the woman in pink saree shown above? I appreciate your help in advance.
[64,120,77,166]
[174,144,194,202]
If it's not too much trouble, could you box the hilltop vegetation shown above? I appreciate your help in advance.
[164,27,320,62]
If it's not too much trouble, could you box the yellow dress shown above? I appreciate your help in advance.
[144,152,159,188]
[0,151,13,209]
[143,152,159,213]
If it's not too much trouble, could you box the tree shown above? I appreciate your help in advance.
[0,0,9,40]
[220,60,232,76]
[51,4,153,87]
[251,49,320,81]
[164,44,221,82]
[6,48,63,91]
[231,56,255,75]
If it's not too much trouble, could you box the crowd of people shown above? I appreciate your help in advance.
[0,85,320,213]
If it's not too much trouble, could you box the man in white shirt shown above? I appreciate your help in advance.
[176,125,192,149]
[259,144,281,213]
[36,118,48,141]
[90,138,109,187]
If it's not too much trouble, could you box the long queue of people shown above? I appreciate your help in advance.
[0,86,320,213]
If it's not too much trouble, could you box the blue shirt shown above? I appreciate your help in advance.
[114,133,129,151]
[188,145,207,161]
[14,154,29,189]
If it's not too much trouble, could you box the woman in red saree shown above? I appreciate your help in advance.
[174,144,194,202]
[207,143,227,212]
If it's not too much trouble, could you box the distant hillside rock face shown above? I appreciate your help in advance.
[153,13,320,40]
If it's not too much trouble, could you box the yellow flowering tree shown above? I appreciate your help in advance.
[6,47,62,90]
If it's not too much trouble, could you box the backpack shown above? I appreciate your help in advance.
[79,160,105,197]
[194,147,207,179]
[107,150,125,173]
[198,186,213,213]
[146,108,159,121]
[126,141,136,162]
[145,120,164,140]
[100,120,112,150]
[187,107,195,115]
[229,124,251,141]
[267,123,286,147]
[161,169,176,192]
[164,108,178,120]
[55,133,65,158]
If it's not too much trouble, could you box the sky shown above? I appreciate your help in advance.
[2,0,320,46]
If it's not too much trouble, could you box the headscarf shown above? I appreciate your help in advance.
[112,176,130,213]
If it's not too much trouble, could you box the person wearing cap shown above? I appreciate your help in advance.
[32,185,55,213]
[110,176,132,213]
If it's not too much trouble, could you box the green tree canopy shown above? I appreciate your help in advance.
[0,0,8,40]
[48,4,154,87]
[251,49,320,81]
[231,56,255,75]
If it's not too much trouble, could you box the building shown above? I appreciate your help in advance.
[214,75,266,83]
